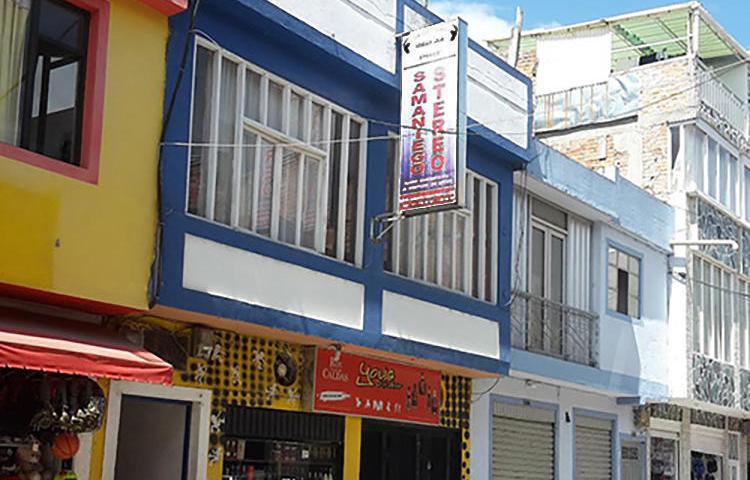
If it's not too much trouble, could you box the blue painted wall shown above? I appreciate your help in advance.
[156,0,531,374]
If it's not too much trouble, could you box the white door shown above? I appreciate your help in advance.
[620,441,644,480]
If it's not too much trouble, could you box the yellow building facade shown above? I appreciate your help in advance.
[0,0,184,312]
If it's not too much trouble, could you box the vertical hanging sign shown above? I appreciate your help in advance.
[399,19,467,215]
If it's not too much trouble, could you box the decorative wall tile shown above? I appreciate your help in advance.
[692,353,736,408]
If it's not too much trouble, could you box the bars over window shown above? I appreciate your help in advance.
[384,137,498,302]
[188,42,366,265]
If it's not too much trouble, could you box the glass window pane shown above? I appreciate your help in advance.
[426,214,438,284]
[0,0,29,144]
[344,120,361,263]
[532,198,567,229]
[238,130,257,229]
[384,138,397,272]
[267,81,283,131]
[325,112,344,257]
[289,92,304,140]
[550,236,564,303]
[279,149,300,244]
[214,58,238,225]
[256,139,275,237]
[301,157,320,249]
[728,155,739,213]
[719,147,729,206]
[311,103,325,146]
[39,0,85,50]
[693,258,703,352]
[530,227,545,297]
[455,215,466,291]
[608,287,617,311]
[414,217,425,280]
[629,256,639,275]
[244,70,261,121]
[608,265,618,290]
[188,46,215,216]
[617,268,629,315]
[707,138,717,198]
[472,177,481,298]
[618,251,629,269]
[398,216,411,277]
[724,271,732,361]
[485,183,495,301]
[608,247,617,267]
[441,213,454,288]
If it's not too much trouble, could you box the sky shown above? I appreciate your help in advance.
[430,0,750,48]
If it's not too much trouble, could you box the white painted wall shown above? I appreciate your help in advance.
[381,290,500,358]
[182,235,364,330]
[269,0,398,72]
[591,223,671,391]
[276,1,530,149]
[536,29,612,95]
[718,63,748,105]
[467,49,530,149]
[471,376,640,480]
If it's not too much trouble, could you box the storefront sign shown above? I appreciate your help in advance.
[312,349,441,425]
[399,19,467,215]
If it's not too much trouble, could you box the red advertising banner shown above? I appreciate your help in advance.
[312,349,442,425]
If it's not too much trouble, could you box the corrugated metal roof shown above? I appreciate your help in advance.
[489,2,746,64]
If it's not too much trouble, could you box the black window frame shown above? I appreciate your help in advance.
[18,0,90,166]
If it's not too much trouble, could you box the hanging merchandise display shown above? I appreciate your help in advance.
[0,369,104,480]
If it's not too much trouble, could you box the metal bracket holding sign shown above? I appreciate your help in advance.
[398,18,468,216]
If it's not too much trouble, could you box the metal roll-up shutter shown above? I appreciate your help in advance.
[575,416,613,480]
[492,403,555,479]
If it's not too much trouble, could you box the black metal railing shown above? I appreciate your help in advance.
[511,290,599,367]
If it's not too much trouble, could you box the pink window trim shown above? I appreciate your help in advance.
[0,0,109,185]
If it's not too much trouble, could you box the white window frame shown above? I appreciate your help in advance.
[384,135,498,302]
[528,214,567,305]
[186,38,366,266]
[698,126,742,216]
[692,253,735,363]
[607,245,641,319]
[101,381,212,480]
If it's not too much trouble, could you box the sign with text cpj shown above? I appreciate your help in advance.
[312,348,442,425]
[399,19,467,215]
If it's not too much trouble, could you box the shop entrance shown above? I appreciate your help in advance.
[360,419,460,480]
[114,395,191,479]
[101,381,211,480]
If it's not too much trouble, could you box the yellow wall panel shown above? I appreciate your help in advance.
[0,0,167,310]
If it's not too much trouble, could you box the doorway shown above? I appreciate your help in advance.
[102,381,211,480]
[360,419,460,480]
[114,395,191,479]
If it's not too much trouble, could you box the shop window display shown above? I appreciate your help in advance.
[691,451,722,480]
[651,437,678,480]
[0,369,104,480]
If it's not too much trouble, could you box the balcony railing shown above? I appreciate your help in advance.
[511,290,599,367]
[534,73,640,131]
[697,65,750,140]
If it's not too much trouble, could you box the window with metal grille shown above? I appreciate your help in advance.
[384,137,498,302]
[188,41,366,265]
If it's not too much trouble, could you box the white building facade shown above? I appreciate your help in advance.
[471,143,673,480]
[489,3,750,479]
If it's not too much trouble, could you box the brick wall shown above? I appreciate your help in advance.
[533,56,698,200]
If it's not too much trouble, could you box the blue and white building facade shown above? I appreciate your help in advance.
[471,143,674,480]
[154,0,531,476]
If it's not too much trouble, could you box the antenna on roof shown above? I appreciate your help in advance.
[507,6,524,67]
